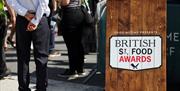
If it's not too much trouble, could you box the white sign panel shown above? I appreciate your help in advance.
[110,36,162,70]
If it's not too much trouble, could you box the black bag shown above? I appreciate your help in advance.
[81,1,94,25]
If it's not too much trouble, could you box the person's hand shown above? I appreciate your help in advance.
[27,22,37,32]
[25,10,35,21]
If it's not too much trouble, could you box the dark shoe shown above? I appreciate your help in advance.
[0,69,11,79]
[7,37,16,48]
[57,69,77,78]
[19,87,31,91]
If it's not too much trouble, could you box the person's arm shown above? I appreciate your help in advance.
[6,0,27,16]
[4,0,16,28]
[27,0,50,31]
[52,0,57,13]
[6,0,34,21]
[61,0,70,6]
[30,0,50,26]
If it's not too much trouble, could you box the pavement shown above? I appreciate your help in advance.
[0,75,103,91]
[0,35,105,91]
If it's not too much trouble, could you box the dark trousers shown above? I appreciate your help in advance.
[49,25,55,52]
[16,15,50,91]
[61,7,84,73]
[0,14,7,73]
[48,17,55,53]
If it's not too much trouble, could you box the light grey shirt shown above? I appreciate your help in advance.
[7,0,50,26]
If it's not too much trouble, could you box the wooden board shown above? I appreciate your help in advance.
[106,0,166,91]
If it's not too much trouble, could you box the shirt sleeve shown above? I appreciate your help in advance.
[31,0,50,26]
[6,0,28,16]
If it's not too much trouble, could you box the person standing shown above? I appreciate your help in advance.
[48,0,61,58]
[60,0,86,77]
[6,6,16,49]
[0,0,16,79]
[0,0,11,79]
[4,4,16,50]
[7,0,50,91]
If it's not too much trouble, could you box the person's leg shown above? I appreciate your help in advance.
[62,31,77,74]
[3,37,8,51]
[8,27,16,40]
[49,26,55,52]
[48,17,60,58]
[16,15,31,91]
[47,17,54,53]
[32,16,49,91]
[76,28,85,73]
[64,29,84,74]
[61,8,84,74]
[0,14,8,76]
[7,28,16,48]
[6,10,16,48]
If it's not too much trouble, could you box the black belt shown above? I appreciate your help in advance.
[29,12,47,17]
[17,14,47,18]
[62,6,81,10]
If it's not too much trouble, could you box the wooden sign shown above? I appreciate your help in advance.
[106,0,166,91]
[110,36,162,70]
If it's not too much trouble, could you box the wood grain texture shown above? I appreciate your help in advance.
[106,0,118,91]
[106,0,166,91]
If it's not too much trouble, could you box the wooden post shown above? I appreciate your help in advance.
[106,0,166,91]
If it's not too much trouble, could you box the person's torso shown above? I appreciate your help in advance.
[16,0,39,11]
